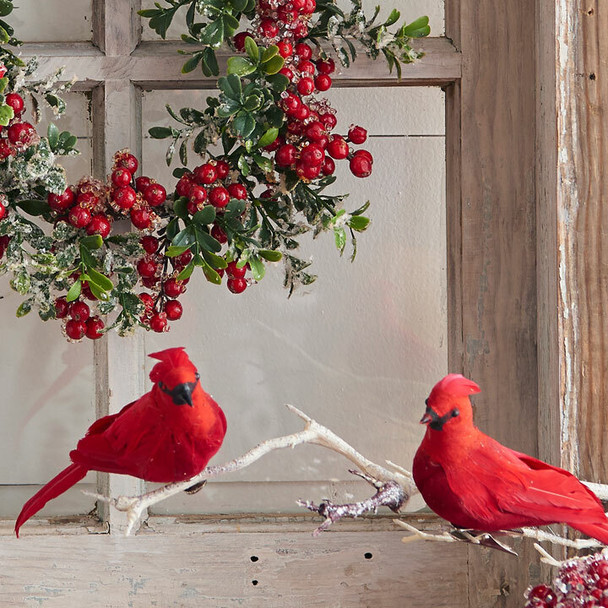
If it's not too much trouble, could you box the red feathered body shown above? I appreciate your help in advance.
[15,347,226,537]
[413,374,608,544]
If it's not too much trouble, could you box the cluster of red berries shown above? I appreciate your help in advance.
[234,1,374,183]
[55,295,105,341]
[525,554,608,608]
[48,150,167,237]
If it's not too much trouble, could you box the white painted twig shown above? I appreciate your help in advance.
[87,404,416,536]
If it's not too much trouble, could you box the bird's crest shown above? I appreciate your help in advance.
[149,347,195,383]
[429,374,481,401]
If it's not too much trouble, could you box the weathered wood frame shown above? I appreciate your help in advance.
[4,0,598,605]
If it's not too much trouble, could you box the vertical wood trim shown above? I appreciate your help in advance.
[545,0,608,483]
[92,0,141,55]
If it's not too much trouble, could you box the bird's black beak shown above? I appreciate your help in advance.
[159,380,197,407]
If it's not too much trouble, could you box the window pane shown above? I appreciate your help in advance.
[140,86,446,514]
[9,0,93,42]
[0,91,96,519]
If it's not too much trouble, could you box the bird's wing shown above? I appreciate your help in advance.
[454,439,606,527]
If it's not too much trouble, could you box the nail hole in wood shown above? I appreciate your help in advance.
[364,552,373,560]
[252,580,259,586]
[588,8,594,15]
[250,555,259,562]
[590,73,596,80]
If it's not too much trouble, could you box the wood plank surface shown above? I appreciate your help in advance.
[0,521,469,608]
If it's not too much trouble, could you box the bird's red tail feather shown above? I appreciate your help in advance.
[15,463,87,537]
[573,522,608,546]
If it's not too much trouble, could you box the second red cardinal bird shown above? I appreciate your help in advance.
[413,374,608,544]
[15,347,227,537]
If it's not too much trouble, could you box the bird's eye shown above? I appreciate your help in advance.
[451,408,459,418]
[195,372,200,381]
[158,381,165,390]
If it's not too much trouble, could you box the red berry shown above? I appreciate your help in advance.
[48,187,75,212]
[165,300,183,321]
[143,183,166,207]
[130,207,152,229]
[172,249,193,269]
[111,168,132,187]
[135,175,152,192]
[0,201,6,220]
[0,64,6,79]
[316,57,335,74]
[298,59,315,75]
[321,156,335,175]
[233,31,251,52]
[69,300,90,322]
[275,144,297,167]
[300,143,325,167]
[137,257,158,278]
[279,66,294,81]
[188,185,208,207]
[227,260,247,279]
[350,150,373,178]
[69,206,92,229]
[54,297,69,319]
[86,214,111,238]
[277,41,293,58]
[227,183,247,200]
[259,18,279,38]
[85,316,105,340]
[176,175,194,198]
[227,277,248,294]
[297,77,315,96]
[295,43,312,60]
[277,6,298,22]
[292,20,309,38]
[211,223,228,244]
[264,134,283,152]
[303,0,316,13]
[149,312,168,333]
[141,275,159,289]
[315,74,332,91]
[76,191,99,207]
[5,93,24,116]
[139,292,154,312]
[209,186,230,208]
[296,160,322,180]
[0,139,12,159]
[526,585,557,608]
[320,112,337,130]
[327,135,349,160]
[216,159,230,179]
[7,122,34,146]
[112,186,137,210]
[348,125,368,144]
[140,235,159,254]
[163,277,185,298]
[194,163,218,185]
[65,319,87,341]
[304,121,326,142]
[116,153,138,174]
[292,0,306,10]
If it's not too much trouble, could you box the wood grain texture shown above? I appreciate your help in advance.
[448,0,540,605]
[0,522,468,608]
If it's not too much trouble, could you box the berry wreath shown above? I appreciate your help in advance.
[0,0,429,341]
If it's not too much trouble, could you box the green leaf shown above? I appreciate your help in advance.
[258,249,282,262]
[244,36,259,62]
[16,199,49,216]
[262,55,284,75]
[166,218,180,240]
[195,227,222,253]
[0,103,13,126]
[223,13,239,35]
[87,267,114,291]
[177,260,195,281]
[16,301,31,317]
[237,154,250,176]
[384,8,400,26]
[166,245,190,257]
[173,196,189,220]
[266,73,290,93]
[199,18,224,47]
[0,24,10,43]
[253,153,273,173]
[227,56,257,77]
[233,110,256,138]
[334,227,347,254]
[348,215,371,231]
[192,205,216,225]
[201,46,219,77]
[173,225,197,248]
[0,0,13,17]
[230,0,248,11]
[80,234,103,250]
[201,260,222,285]
[218,73,242,100]
[404,16,430,38]
[149,126,174,139]
[243,92,263,111]
[202,249,228,269]
[182,53,202,74]
[87,281,109,301]
[261,45,279,62]
[66,280,82,302]
[257,127,278,148]
[47,122,59,149]
[217,99,241,118]
[248,255,265,281]
[45,94,66,114]
[226,198,246,216]
[0,76,7,93]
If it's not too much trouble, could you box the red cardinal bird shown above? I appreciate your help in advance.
[413,374,608,544]
[15,347,226,537]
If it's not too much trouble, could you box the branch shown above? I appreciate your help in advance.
[297,469,407,536]
[87,404,416,536]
